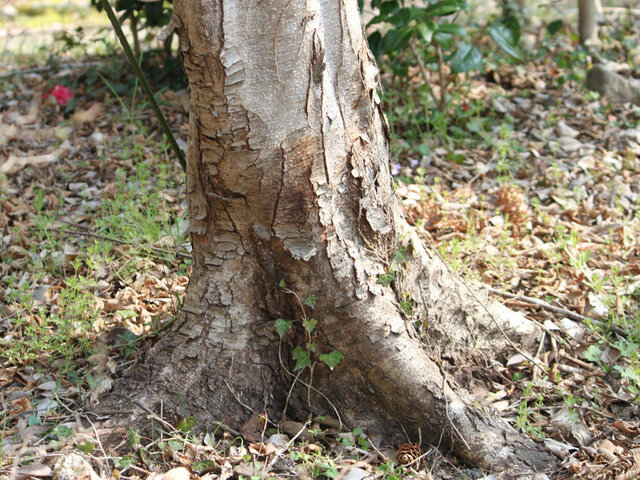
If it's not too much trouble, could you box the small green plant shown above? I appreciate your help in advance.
[378,246,409,287]
[514,382,545,438]
[275,284,344,374]
[6,274,99,369]
[377,459,407,480]
[77,441,95,454]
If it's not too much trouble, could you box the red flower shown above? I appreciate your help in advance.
[461,102,469,112]
[43,84,72,106]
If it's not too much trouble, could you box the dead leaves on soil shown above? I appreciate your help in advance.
[397,52,640,480]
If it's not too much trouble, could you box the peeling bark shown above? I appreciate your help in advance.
[112,0,557,474]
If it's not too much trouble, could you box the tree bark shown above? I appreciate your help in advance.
[113,0,557,474]
[578,0,600,45]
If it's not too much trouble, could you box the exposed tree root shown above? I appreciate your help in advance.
[104,236,558,475]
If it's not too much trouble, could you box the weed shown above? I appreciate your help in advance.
[5,274,99,369]
[515,383,545,439]
[276,285,344,374]
[377,459,408,480]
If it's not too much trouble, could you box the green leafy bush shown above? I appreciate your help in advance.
[92,0,174,57]
[367,0,524,110]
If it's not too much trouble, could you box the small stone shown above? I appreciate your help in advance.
[489,215,504,227]
[586,65,640,104]
[557,136,583,153]
[266,433,289,448]
[2,5,18,17]
[53,453,100,480]
[68,182,87,192]
[163,467,190,480]
[343,468,370,480]
[492,97,508,113]
[554,120,579,138]
[89,131,104,143]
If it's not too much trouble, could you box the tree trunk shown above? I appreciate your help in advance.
[114,0,557,474]
[578,0,600,45]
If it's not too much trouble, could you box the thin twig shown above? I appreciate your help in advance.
[211,421,241,437]
[103,393,177,432]
[485,287,588,321]
[434,40,446,111]
[436,356,471,450]
[223,379,256,414]
[404,447,434,470]
[365,437,389,462]
[409,37,439,107]
[601,6,640,15]
[0,62,103,79]
[49,226,192,260]
[277,341,343,429]
[80,415,112,478]
[281,364,304,422]
[263,420,312,475]
[99,0,186,172]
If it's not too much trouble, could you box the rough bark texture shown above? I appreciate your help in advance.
[114,0,557,474]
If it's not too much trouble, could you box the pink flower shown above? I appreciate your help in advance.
[43,84,72,106]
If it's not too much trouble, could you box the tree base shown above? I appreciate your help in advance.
[103,236,558,476]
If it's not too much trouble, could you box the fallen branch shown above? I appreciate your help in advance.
[485,287,626,336]
[601,6,640,15]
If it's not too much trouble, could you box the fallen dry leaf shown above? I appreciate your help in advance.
[613,420,640,436]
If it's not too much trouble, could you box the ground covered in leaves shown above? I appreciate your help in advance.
[1,3,640,480]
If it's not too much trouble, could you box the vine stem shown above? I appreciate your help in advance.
[434,39,446,111]
[99,0,186,173]
[409,37,439,107]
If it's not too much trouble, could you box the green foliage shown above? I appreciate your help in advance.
[367,0,524,109]
[292,346,312,371]
[77,441,95,454]
[274,286,344,376]
[91,0,174,46]
[487,17,525,61]
[514,382,545,438]
[114,455,133,470]
[177,416,197,433]
[319,351,344,370]
[5,274,99,369]
[275,318,292,339]
[54,425,74,440]
[377,459,409,480]
[379,245,409,287]
[303,318,317,334]
[365,0,526,165]
[449,41,482,73]
[378,271,396,287]
[546,19,564,36]
[192,460,215,473]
